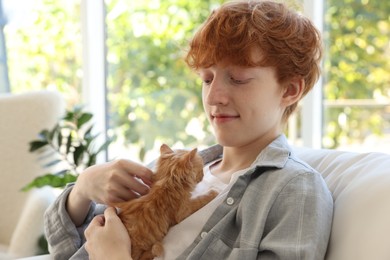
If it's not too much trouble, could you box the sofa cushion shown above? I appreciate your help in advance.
[0,90,64,257]
[294,147,390,260]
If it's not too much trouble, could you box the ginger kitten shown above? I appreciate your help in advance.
[114,144,218,260]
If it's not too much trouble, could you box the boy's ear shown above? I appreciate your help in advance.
[281,77,305,106]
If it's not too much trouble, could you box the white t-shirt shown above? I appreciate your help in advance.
[155,159,249,259]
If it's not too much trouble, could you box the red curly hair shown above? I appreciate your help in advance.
[185,0,322,121]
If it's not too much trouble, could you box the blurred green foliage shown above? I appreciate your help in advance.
[323,0,390,148]
[105,0,224,160]
[5,0,82,106]
[4,0,390,156]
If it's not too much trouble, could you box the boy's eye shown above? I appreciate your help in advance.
[231,78,243,84]
[202,78,213,85]
[230,77,249,84]
[198,71,213,85]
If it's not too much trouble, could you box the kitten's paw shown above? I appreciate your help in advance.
[207,189,219,199]
[152,242,164,257]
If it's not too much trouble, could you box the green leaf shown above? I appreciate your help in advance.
[21,173,78,191]
[87,153,97,167]
[49,124,60,141]
[37,234,49,254]
[56,128,63,148]
[84,125,93,136]
[77,113,93,128]
[73,145,85,166]
[65,133,72,154]
[40,129,51,140]
[29,140,49,152]
[63,110,75,121]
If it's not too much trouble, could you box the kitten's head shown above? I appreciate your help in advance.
[153,144,204,189]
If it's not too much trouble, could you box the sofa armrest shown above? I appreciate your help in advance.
[8,187,56,258]
[294,147,390,260]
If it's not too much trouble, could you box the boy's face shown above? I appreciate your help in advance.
[199,62,294,148]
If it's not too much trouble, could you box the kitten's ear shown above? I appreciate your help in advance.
[160,144,174,155]
[188,148,198,159]
[185,148,198,163]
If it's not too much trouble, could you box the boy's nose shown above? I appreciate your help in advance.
[205,79,228,106]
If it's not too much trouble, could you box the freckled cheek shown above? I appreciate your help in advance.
[201,86,208,103]
[203,105,211,120]
[202,90,216,118]
[201,91,209,112]
[201,88,206,101]
[245,101,273,121]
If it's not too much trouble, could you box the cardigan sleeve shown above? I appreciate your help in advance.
[43,184,105,260]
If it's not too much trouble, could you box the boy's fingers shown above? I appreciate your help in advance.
[90,214,105,227]
[104,207,119,222]
[119,159,154,185]
[85,214,104,238]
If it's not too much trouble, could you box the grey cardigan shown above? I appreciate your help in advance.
[44,135,333,260]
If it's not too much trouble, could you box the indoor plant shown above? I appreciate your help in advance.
[23,106,111,191]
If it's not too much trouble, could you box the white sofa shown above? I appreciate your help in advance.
[0,91,64,259]
[295,147,390,260]
[18,146,390,260]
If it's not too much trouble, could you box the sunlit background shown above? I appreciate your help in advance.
[1,0,389,163]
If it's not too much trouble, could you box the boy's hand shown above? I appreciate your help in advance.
[85,207,133,260]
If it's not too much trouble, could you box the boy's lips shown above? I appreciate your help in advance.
[211,113,240,123]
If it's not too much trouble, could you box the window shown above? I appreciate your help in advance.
[104,0,225,162]
[3,0,390,162]
[322,0,390,153]
[3,0,82,106]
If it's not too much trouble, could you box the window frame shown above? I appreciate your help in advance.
[81,0,325,158]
